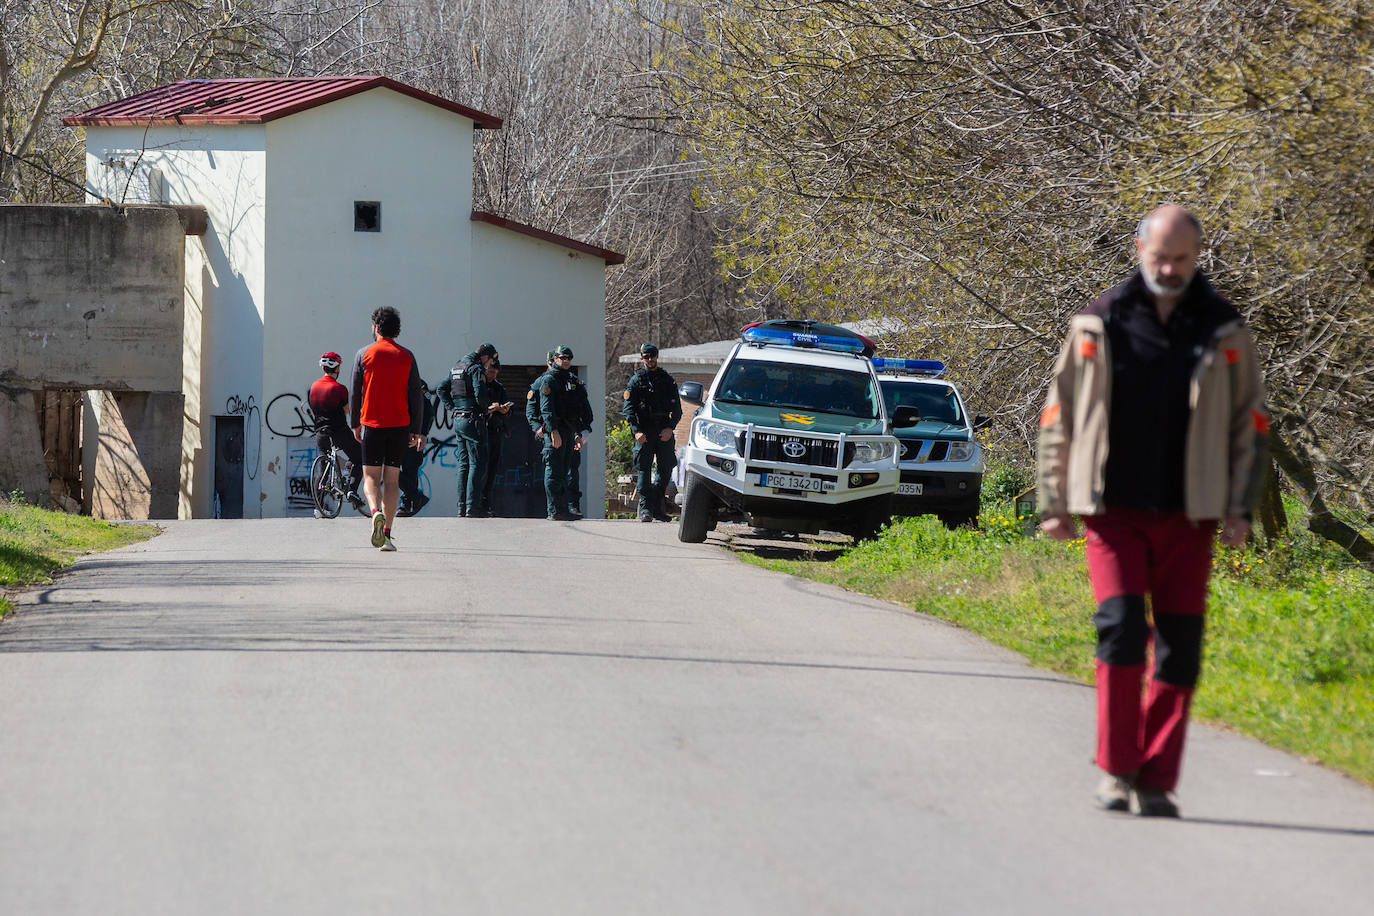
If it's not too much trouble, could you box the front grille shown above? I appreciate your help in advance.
[749,433,839,467]
[899,439,950,462]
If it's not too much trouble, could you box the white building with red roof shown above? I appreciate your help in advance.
[66,77,620,519]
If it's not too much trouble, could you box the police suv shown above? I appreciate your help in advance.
[872,357,987,528]
[675,321,919,543]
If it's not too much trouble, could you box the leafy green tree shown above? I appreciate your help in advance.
[661,0,1373,555]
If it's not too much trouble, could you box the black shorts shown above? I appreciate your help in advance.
[361,425,410,468]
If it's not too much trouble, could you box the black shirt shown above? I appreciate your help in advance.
[1096,271,1238,512]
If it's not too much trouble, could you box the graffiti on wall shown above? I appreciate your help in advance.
[285,445,317,510]
[224,394,261,480]
[266,392,314,439]
[262,389,549,514]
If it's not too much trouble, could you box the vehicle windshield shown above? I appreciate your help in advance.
[714,358,880,419]
[880,380,964,425]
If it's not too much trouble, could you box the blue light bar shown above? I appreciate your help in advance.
[871,357,945,377]
[742,325,867,354]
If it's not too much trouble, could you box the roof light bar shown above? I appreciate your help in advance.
[741,325,867,354]
[871,357,945,377]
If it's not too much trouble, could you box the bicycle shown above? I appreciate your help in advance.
[309,425,367,519]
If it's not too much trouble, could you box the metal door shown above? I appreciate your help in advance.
[214,416,244,519]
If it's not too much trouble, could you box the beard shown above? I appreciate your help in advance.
[1141,266,1192,298]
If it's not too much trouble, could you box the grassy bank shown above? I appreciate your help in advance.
[0,497,157,617]
[738,502,1374,785]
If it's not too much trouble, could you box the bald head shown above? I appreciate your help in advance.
[1135,205,1202,303]
[1136,204,1202,246]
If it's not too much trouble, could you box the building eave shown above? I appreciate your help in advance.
[471,210,625,265]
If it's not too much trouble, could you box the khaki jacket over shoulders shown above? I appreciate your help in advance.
[1036,303,1269,522]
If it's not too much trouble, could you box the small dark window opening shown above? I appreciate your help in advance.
[354,201,381,232]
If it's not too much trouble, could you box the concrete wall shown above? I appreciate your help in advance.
[0,205,185,390]
[0,204,187,515]
[89,391,185,519]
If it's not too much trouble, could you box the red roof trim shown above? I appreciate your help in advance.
[62,77,502,129]
[471,211,625,265]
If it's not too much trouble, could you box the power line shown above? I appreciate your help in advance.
[1,149,106,203]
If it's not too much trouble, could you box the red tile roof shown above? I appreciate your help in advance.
[471,211,625,265]
[63,77,502,129]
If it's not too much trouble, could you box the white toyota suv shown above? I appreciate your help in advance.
[675,321,918,542]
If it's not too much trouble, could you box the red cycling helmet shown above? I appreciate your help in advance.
[320,351,342,370]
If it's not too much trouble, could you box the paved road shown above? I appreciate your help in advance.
[1,518,1371,914]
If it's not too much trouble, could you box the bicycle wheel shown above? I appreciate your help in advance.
[311,454,343,518]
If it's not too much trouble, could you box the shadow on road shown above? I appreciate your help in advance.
[718,525,850,563]
[1182,817,1374,838]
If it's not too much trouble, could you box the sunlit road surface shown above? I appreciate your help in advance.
[1,518,1371,914]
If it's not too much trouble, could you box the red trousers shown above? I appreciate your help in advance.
[1084,510,1216,791]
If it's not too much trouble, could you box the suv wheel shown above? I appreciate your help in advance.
[678,471,713,543]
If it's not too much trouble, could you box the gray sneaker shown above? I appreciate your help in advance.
[1134,787,1180,818]
[1096,774,1134,812]
[378,535,396,552]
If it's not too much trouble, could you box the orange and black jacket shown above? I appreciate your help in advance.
[349,338,424,434]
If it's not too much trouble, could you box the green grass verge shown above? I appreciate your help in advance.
[738,504,1374,785]
[0,498,158,617]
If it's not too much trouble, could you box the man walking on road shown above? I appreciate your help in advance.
[622,342,682,522]
[350,307,425,552]
[1037,205,1269,817]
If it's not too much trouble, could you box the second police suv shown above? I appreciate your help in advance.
[675,320,922,543]
[872,356,988,528]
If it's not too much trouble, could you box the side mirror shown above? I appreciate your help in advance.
[891,405,921,428]
[974,414,991,431]
[679,381,705,404]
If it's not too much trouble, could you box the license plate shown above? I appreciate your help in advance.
[761,472,835,493]
[897,483,923,495]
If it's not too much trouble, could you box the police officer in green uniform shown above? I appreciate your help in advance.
[437,342,497,516]
[480,359,513,515]
[563,367,595,518]
[622,342,682,522]
[538,345,580,521]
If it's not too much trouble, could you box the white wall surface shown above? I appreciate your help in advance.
[260,88,479,517]
[84,125,267,519]
[471,221,609,519]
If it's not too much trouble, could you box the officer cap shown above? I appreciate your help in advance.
[639,342,659,357]
[477,342,498,359]
[553,345,574,359]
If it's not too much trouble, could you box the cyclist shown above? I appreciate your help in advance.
[309,351,364,509]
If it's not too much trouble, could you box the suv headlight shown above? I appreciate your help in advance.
[850,440,895,464]
[946,441,975,462]
[694,419,741,452]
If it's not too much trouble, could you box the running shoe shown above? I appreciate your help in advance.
[370,510,386,547]
[378,536,396,552]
